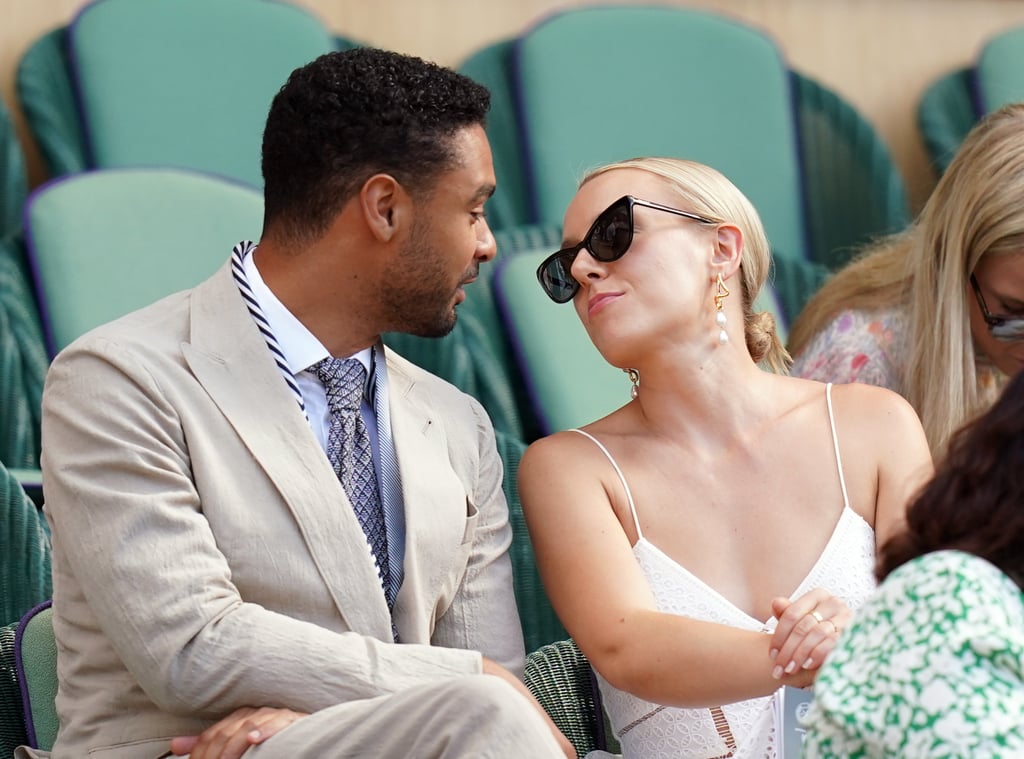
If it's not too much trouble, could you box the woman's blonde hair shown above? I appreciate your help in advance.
[788,102,1024,456]
[582,157,790,373]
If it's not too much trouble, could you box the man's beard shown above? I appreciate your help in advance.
[378,222,470,338]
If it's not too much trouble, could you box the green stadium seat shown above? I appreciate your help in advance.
[918,25,1024,174]
[458,6,909,274]
[17,0,351,186]
[25,168,264,357]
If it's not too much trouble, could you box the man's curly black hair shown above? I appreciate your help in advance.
[261,47,491,244]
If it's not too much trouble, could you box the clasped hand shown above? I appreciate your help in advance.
[768,588,851,687]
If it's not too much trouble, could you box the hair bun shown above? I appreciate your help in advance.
[745,309,791,371]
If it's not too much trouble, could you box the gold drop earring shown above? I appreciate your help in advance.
[714,273,730,345]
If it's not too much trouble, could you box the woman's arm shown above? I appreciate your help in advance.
[519,433,815,708]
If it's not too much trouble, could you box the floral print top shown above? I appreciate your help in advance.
[790,306,1005,397]
[802,550,1024,758]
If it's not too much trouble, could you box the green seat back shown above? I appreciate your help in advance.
[68,0,334,188]
[458,40,532,233]
[0,103,48,472]
[917,68,977,175]
[16,27,89,179]
[15,603,57,751]
[0,237,48,470]
[976,26,1024,113]
[495,430,567,652]
[0,98,27,240]
[460,32,907,274]
[792,72,909,270]
[18,24,360,182]
[26,168,264,356]
[524,639,614,756]
[0,461,50,628]
[494,248,788,434]
[513,7,807,263]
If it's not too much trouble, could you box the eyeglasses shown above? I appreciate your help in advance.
[535,195,718,303]
[970,274,1024,341]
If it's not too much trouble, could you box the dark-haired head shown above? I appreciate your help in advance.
[261,47,490,245]
[878,368,1024,587]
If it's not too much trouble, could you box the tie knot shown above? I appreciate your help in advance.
[313,357,366,414]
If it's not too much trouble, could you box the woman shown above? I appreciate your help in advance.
[803,369,1024,757]
[788,103,1024,458]
[519,157,933,758]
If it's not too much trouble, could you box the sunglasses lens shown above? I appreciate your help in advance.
[536,198,635,303]
[539,251,579,303]
[589,201,632,261]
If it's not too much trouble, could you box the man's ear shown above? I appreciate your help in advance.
[711,223,744,280]
[360,174,409,242]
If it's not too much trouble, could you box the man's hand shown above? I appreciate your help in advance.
[169,706,307,759]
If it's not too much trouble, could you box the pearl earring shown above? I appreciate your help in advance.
[625,368,640,399]
[714,274,730,345]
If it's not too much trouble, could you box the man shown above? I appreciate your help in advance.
[24,48,571,759]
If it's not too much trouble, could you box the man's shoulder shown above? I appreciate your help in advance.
[57,289,192,358]
[384,347,487,422]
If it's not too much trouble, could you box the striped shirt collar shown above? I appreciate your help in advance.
[242,245,374,398]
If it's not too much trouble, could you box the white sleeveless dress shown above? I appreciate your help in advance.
[578,384,878,759]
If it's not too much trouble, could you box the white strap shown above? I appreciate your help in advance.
[569,428,644,541]
[824,383,851,511]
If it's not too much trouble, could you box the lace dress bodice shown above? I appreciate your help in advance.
[577,384,878,759]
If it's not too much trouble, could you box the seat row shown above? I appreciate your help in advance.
[3,0,1018,456]
[15,1,904,272]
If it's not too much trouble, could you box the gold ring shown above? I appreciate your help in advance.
[826,619,840,635]
[810,610,824,624]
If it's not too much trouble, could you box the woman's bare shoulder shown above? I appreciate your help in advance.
[827,381,921,429]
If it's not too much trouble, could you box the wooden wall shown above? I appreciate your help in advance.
[3,0,1024,210]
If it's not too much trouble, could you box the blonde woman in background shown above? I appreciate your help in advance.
[519,157,932,758]
[788,103,1024,458]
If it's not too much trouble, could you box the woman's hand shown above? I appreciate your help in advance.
[168,706,307,759]
[769,588,851,683]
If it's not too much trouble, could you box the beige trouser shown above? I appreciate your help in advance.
[15,675,564,759]
[243,675,566,759]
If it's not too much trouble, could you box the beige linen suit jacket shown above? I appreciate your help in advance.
[33,261,525,758]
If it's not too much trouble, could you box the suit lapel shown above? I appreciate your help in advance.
[386,354,469,641]
[181,263,392,639]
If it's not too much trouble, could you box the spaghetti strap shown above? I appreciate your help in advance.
[824,383,851,511]
[568,428,645,541]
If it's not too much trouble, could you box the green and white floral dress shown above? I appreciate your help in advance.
[802,550,1024,758]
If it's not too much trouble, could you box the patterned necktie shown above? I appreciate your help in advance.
[312,357,393,610]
